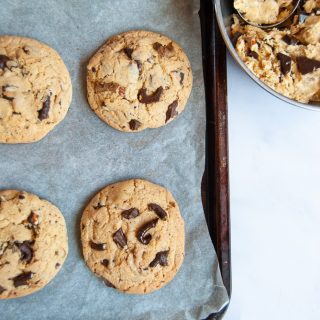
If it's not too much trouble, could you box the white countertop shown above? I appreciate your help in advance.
[224,56,320,320]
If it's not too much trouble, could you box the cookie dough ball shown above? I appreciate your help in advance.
[0,36,72,143]
[87,30,192,132]
[81,179,185,294]
[0,190,68,299]
[234,0,294,25]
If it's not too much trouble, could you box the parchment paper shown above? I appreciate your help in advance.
[0,0,229,319]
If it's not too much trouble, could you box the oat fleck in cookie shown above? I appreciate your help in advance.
[0,190,68,299]
[87,30,193,132]
[0,36,72,143]
[81,179,185,294]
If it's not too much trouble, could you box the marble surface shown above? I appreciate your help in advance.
[225,56,320,320]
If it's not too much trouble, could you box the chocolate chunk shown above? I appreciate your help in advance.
[180,72,185,85]
[231,32,242,47]
[247,50,258,59]
[90,241,107,251]
[137,218,159,245]
[91,66,96,72]
[124,48,134,59]
[0,55,10,70]
[277,53,292,75]
[22,47,30,54]
[0,285,6,294]
[16,241,33,263]
[138,87,163,104]
[95,82,120,93]
[282,35,300,46]
[101,259,109,267]
[18,194,25,200]
[148,203,167,220]
[165,100,178,123]
[122,208,140,219]
[129,119,141,131]
[135,60,142,71]
[113,228,127,248]
[27,211,39,226]
[296,56,320,75]
[153,42,174,56]
[12,272,33,287]
[93,203,104,210]
[104,279,116,288]
[149,250,169,267]
[38,95,50,120]
[55,263,61,269]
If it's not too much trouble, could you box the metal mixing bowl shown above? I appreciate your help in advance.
[215,0,320,111]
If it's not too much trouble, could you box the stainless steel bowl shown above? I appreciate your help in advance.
[215,0,320,111]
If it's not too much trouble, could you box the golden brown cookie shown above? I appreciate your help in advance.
[0,190,68,299]
[0,36,72,143]
[81,179,185,294]
[87,30,192,132]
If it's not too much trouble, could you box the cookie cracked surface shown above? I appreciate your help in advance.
[81,179,185,294]
[0,36,72,143]
[87,30,192,132]
[0,190,68,299]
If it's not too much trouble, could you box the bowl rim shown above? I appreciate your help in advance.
[214,0,320,112]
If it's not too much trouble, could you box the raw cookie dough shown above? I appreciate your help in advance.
[81,179,185,294]
[0,36,72,144]
[234,0,294,25]
[304,0,320,13]
[0,190,68,299]
[87,30,192,132]
[232,16,320,103]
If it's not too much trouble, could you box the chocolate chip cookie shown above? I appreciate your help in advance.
[87,30,192,132]
[0,190,68,299]
[81,179,185,294]
[0,36,72,143]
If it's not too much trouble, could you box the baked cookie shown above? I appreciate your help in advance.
[87,30,192,132]
[0,190,68,299]
[81,179,185,294]
[0,36,72,143]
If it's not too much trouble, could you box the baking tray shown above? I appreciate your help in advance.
[200,0,232,319]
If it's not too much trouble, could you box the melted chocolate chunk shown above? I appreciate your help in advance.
[247,50,258,59]
[153,42,174,56]
[104,279,116,288]
[12,272,33,287]
[18,194,25,200]
[282,35,300,46]
[121,208,140,219]
[231,32,242,47]
[149,250,169,267]
[0,55,10,70]
[296,56,320,75]
[277,53,292,75]
[95,82,120,93]
[27,211,39,226]
[124,48,134,59]
[16,241,33,263]
[0,285,6,294]
[38,95,50,120]
[137,218,159,245]
[129,119,141,131]
[138,87,163,104]
[148,203,167,220]
[180,72,185,85]
[165,100,178,123]
[101,259,109,267]
[113,228,127,248]
[90,241,107,251]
